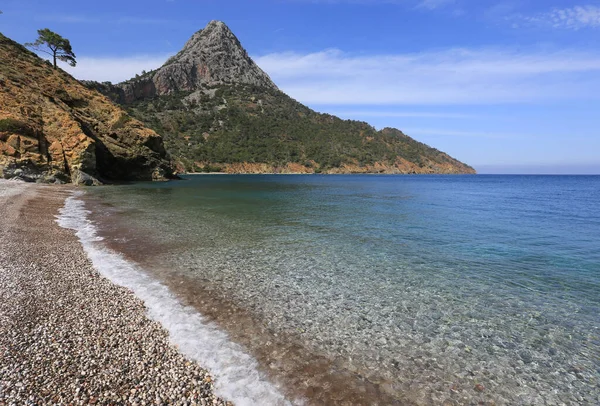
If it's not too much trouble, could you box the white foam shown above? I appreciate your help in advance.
[56,191,293,406]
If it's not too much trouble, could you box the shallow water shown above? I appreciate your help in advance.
[57,192,291,406]
[83,175,600,405]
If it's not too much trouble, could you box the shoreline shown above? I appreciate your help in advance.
[82,186,408,405]
[182,172,478,176]
[63,192,290,405]
[0,181,228,405]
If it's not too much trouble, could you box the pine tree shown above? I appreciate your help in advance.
[25,28,76,69]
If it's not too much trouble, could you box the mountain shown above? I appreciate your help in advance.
[0,33,176,185]
[92,21,277,105]
[88,21,475,175]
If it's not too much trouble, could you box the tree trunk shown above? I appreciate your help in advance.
[52,51,57,69]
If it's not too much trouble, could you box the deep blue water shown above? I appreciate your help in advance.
[86,175,600,405]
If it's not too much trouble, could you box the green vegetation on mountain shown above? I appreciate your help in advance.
[117,83,474,174]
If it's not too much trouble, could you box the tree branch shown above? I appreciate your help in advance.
[25,45,54,57]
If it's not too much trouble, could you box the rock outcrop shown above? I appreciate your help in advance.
[156,21,277,92]
[95,21,277,104]
[0,32,176,184]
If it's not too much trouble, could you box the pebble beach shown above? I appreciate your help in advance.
[0,180,228,405]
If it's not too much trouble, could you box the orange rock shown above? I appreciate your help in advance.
[0,32,176,183]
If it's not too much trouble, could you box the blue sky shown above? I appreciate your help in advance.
[2,0,600,173]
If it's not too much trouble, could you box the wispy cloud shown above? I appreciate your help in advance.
[416,0,454,10]
[35,14,97,24]
[63,55,172,83]
[520,5,600,30]
[401,128,517,139]
[286,0,405,3]
[476,163,600,175]
[58,46,600,104]
[330,110,475,118]
[483,2,520,20]
[285,0,453,9]
[36,14,173,25]
[115,16,173,25]
[254,48,600,105]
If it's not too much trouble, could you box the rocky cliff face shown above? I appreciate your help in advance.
[0,33,176,184]
[107,20,277,104]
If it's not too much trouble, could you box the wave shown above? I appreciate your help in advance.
[56,191,293,406]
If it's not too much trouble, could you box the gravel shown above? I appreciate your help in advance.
[0,181,230,406]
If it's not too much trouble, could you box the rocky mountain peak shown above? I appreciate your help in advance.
[116,20,277,102]
[167,20,238,64]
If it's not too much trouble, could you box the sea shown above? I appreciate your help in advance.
[57,174,600,405]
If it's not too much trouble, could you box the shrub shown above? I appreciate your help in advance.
[111,113,132,130]
[0,118,35,137]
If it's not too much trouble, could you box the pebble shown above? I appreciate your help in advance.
[0,183,231,406]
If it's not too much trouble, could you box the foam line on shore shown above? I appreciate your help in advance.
[56,191,293,406]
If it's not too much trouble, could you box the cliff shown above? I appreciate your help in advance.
[89,21,475,175]
[0,33,176,185]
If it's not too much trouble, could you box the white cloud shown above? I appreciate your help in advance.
[401,128,517,139]
[36,14,173,25]
[476,163,600,175]
[286,0,452,8]
[58,46,600,106]
[285,0,400,4]
[254,48,600,105]
[114,16,173,25]
[416,0,454,10]
[330,110,475,118]
[288,0,404,3]
[523,5,600,30]
[62,55,171,83]
[37,14,96,23]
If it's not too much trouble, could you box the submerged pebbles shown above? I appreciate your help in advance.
[0,183,229,405]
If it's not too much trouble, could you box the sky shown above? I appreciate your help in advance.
[1,0,600,174]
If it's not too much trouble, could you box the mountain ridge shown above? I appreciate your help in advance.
[88,21,476,175]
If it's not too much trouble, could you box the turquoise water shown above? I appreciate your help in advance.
[85,175,600,405]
